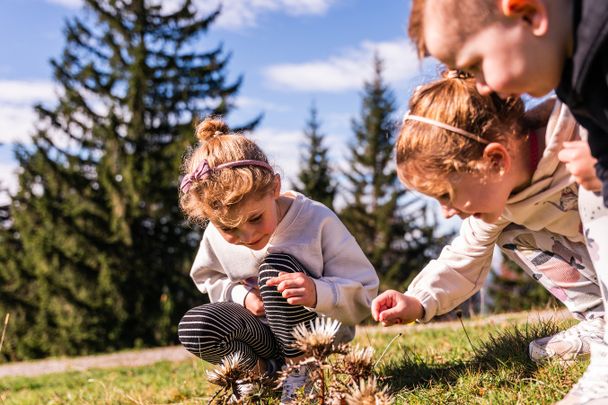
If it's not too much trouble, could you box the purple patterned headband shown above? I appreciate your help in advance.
[180,159,273,193]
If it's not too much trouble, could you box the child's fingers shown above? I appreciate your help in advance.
[380,317,403,327]
[273,277,307,292]
[281,287,306,299]
[378,303,406,323]
[281,288,315,306]
[270,273,313,292]
[571,174,603,192]
[557,147,577,163]
[265,272,291,286]
[371,298,388,321]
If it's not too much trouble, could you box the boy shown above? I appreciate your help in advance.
[402,0,608,403]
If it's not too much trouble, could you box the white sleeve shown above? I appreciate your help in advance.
[311,214,380,325]
[407,217,508,322]
[190,233,251,306]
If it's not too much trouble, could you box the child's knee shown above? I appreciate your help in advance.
[260,252,305,275]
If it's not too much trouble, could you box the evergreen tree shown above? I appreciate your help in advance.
[340,55,449,290]
[293,102,337,209]
[0,0,255,359]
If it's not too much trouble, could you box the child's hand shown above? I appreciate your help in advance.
[244,289,265,316]
[266,272,317,308]
[371,290,423,326]
[558,140,602,192]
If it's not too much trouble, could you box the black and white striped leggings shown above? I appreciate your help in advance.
[178,253,318,369]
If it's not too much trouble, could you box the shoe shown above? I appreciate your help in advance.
[556,342,608,404]
[528,318,605,364]
[237,380,255,397]
[265,357,284,378]
[280,364,313,404]
[228,380,254,404]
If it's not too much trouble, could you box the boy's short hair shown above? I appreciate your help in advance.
[408,0,501,59]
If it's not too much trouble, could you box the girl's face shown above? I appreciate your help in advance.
[214,177,281,251]
[437,171,514,224]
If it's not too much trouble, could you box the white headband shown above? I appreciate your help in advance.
[402,113,489,145]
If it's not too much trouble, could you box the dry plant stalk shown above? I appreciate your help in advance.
[205,317,395,404]
[278,317,394,405]
[0,313,9,353]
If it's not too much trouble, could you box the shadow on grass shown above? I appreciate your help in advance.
[379,319,563,393]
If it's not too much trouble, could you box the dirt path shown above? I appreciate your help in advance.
[0,346,196,379]
[0,309,571,379]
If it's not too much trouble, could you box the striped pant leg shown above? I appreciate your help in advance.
[258,253,318,358]
[177,302,280,369]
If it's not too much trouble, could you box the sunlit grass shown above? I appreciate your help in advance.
[1,313,585,404]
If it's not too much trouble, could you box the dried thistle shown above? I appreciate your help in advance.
[238,374,277,404]
[206,352,247,388]
[343,345,375,381]
[292,317,341,359]
[344,377,393,405]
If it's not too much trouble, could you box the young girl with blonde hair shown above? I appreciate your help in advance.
[178,117,378,403]
[372,71,604,364]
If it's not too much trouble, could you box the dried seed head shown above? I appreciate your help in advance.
[292,317,341,358]
[344,345,375,379]
[206,352,247,387]
[344,377,392,405]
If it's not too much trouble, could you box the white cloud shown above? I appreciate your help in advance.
[47,0,82,9]
[0,80,56,104]
[0,80,57,144]
[235,96,290,113]
[0,161,19,205]
[48,0,336,29]
[191,0,336,29]
[250,127,302,180]
[0,106,39,144]
[250,124,350,191]
[264,38,423,92]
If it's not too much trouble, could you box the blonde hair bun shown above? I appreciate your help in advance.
[195,117,230,142]
[443,69,472,80]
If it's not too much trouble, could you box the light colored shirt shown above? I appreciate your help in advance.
[408,101,584,322]
[190,191,379,328]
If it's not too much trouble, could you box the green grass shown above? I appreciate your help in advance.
[1,314,587,404]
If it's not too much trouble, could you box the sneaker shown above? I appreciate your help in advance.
[228,380,254,404]
[265,357,284,378]
[237,380,255,397]
[556,342,608,404]
[280,364,313,404]
[528,318,605,364]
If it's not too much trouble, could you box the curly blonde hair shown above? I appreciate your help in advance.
[179,117,275,228]
[396,71,528,199]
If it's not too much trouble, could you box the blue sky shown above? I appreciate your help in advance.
[0,0,451,223]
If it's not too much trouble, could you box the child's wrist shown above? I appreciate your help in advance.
[417,303,425,321]
[406,295,425,321]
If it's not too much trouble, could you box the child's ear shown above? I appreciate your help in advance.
[273,174,281,198]
[483,142,511,177]
[500,0,548,36]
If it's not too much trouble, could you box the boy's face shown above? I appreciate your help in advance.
[423,1,564,98]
